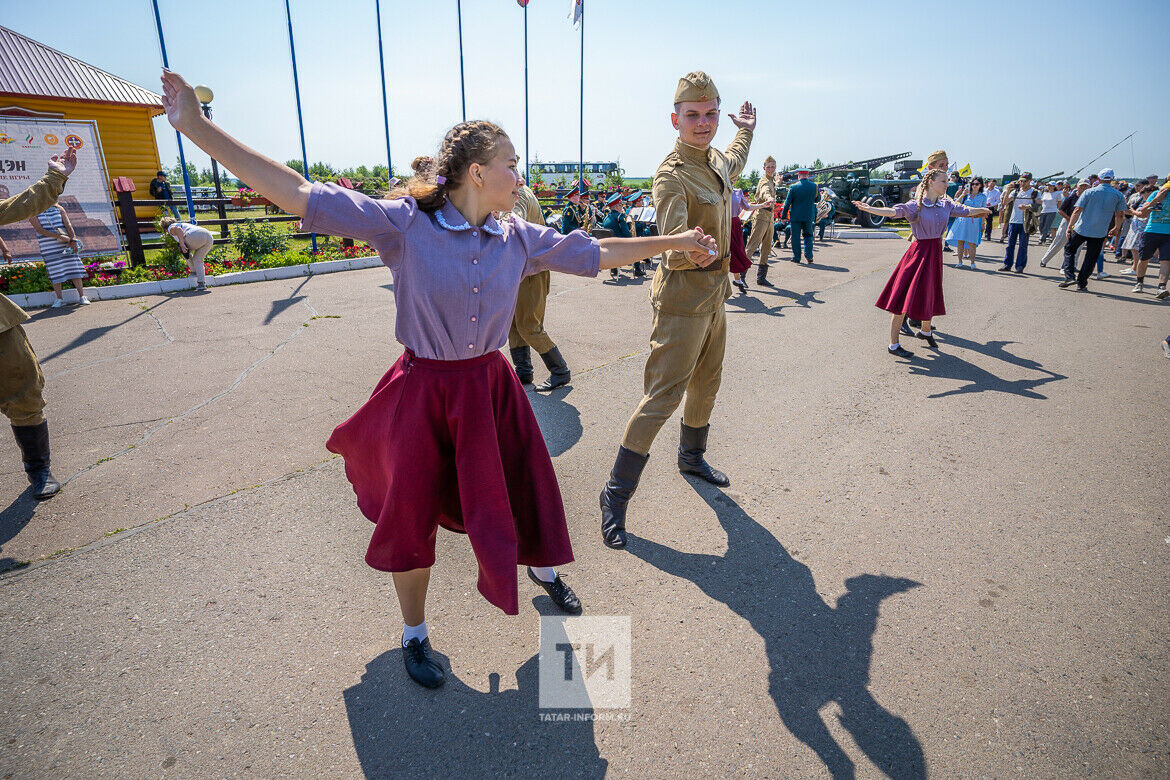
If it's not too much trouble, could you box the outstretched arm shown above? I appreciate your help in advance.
[599,228,716,270]
[160,70,311,216]
[852,200,897,217]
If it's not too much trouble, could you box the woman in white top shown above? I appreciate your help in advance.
[1037,184,1060,244]
[159,217,214,290]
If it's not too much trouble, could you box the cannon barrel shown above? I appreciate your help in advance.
[807,151,913,177]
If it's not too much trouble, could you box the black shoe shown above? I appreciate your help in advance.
[999,264,1012,272]
[510,346,534,385]
[900,319,914,337]
[888,344,914,358]
[756,266,774,287]
[535,347,570,392]
[11,421,61,500]
[943,245,953,253]
[402,637,445,689]
[1058,279,1077,288]
[914,330,939,349]
[610,268,619,279]
[632,262,646,278]
[600,446,649,549]
[527,568,582,614]
[805,257,813,264]
[1013,268,1024,274]
[732,278,747,294]
[1076,285,1088,292]
[677,422,730,487]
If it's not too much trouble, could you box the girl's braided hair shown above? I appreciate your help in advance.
[391,121,509,212]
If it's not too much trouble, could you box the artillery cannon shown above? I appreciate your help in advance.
[806,152,921,228]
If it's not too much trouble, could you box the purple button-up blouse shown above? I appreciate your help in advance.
[302,183,601,360]
[893,197,973,240]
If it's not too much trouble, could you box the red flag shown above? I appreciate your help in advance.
[517,0,528,6]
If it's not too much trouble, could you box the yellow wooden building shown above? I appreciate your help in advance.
[0,24,164,200]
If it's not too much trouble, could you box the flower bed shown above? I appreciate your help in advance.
[0,244,377,296]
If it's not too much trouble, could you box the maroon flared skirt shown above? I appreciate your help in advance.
[875,237,946,321]
[730,216,751,274]
[326,348,573,615]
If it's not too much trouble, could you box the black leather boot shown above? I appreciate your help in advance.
[599,446,649,549]
[510,346,534,385]
[12,421,61,500]
[756,264,774,287]
[678,422,729,486]
[535,347,570,392]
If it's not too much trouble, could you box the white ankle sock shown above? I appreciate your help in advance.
[402,621,428,647]
[889,344,900,351]
[530,566,557,583]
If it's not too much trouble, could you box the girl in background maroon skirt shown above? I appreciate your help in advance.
[854,169,990,357]
[729,185,772,294]
[160,69,719,689]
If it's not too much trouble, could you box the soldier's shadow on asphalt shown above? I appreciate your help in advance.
[29,297,171,363]
[908,334,1067,399]
[526,385,583,457]
[0,486,39,573]
[343,644,607,778]
[626,484,926,780]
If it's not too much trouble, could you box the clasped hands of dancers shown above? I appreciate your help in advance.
[160,67,748,689]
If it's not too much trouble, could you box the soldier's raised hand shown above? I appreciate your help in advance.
[47,147,76,177]
[729,101,756,132]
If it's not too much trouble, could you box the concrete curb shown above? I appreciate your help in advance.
[7,255,386,309]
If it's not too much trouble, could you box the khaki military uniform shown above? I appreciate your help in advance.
[620,125,753,455]
[508,185,557,355]
[744,174,776,267]
[0,167,67,427]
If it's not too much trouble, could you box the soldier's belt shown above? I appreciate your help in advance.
[681,255,729,271]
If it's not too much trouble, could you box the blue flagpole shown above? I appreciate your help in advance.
[375,0,393,179]
[149,0,197,223]
[457,0,466,121]
[283,0,317,253]
[578,1,583,196]
[523,3,529,184]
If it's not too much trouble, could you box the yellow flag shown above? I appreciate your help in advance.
[958,163,972,178]
[917,162,928,174]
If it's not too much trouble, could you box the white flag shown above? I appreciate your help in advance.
[568,0,583,28]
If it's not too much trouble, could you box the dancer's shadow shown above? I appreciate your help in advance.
[0,486,39,574]
[727,289,824,318]
[262,276,313,325]
[31,297,172,363]
[627,486,924,779]
[527,385,584,457]
[344,649,606,778]
[910,335,1067,399]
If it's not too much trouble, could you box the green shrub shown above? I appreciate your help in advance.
[1,263,52,294]
[232,219,290,259]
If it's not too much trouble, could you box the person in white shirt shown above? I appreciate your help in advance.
[1001,174,1039,272]
[984,180,1002,240]
[1037,183,1060,244]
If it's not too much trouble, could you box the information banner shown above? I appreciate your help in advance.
[0,117,121,264]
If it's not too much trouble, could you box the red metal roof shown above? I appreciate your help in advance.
[0,25,163,113]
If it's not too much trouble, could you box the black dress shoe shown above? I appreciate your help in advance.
[402,637,445,689]
[999,265,1012,272]
[914,330,939,349]
[1013,268,1024,274]
[888,344,914,358]
[899,319,914,337]
[1058,279,1077,288]
[527,568,582,614]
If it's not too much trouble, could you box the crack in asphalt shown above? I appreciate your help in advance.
[0,456,339,584]
[61,299,321,487]
[45,302,175,380]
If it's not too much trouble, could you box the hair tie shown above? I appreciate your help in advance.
[435,175,447,185]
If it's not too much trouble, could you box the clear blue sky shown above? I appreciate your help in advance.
[5,0,1168,180]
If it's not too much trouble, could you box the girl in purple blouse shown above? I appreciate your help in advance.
[855,169,990,357]
[160,70,717,689]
